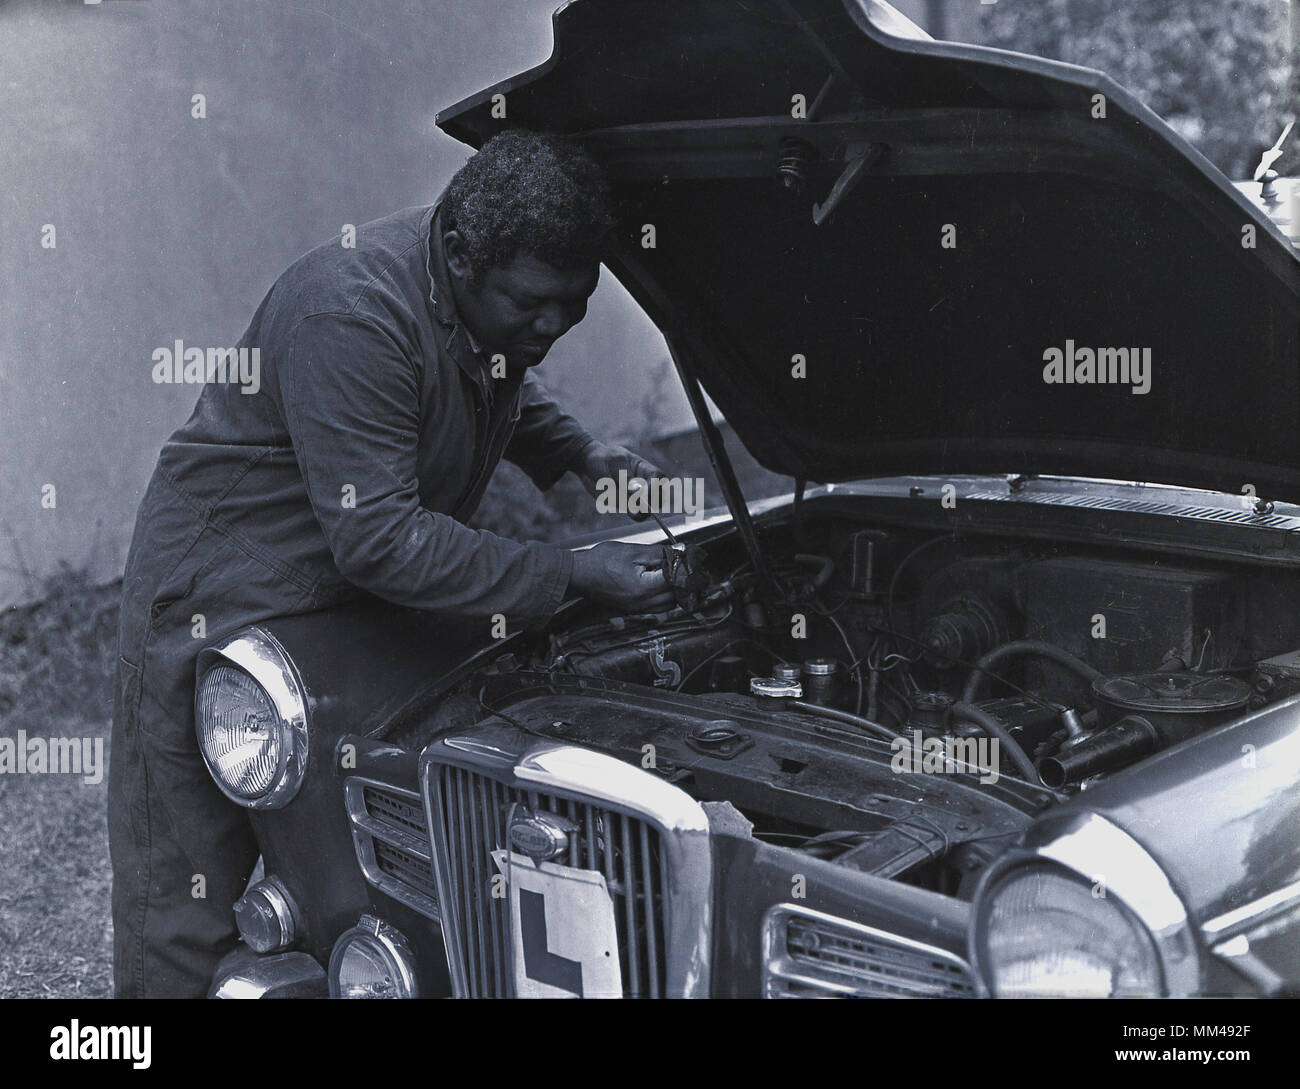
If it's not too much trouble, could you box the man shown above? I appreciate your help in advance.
[109,129,673,997]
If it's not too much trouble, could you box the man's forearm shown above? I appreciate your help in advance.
[336,506,574,624]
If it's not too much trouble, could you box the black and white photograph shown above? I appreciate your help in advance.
[1,0,1298,1041]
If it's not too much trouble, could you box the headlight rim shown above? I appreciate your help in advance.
[970,857,1162,998]
[970,811,1202,998]
[195,626,309,810]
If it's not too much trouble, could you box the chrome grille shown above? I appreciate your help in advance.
[372,838,437,896]
[345,779,439,920]
[763,904,975,998]
[429,763,670,998]
[363,785,426,836]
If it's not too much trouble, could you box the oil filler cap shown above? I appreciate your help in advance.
[751,676,802,699]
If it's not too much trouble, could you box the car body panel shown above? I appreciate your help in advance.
[1037,695,1300,985]
[436,0,1300,500]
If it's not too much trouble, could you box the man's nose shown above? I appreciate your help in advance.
[532,305,569,340]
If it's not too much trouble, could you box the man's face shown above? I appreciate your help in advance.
[444,231,599,370]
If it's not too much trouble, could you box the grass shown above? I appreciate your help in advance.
[0,568,120,998]
[0,710,115,997]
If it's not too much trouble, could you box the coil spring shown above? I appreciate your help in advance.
[776,138,817,192]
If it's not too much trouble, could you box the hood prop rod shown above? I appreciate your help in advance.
[663,331,778,598]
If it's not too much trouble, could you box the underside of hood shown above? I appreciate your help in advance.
[437,0,1300,501]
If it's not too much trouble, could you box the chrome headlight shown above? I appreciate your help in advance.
[972,863,1161,997]
[329,917,418,998]
[195,628,308,809]
[970,812,1200,997]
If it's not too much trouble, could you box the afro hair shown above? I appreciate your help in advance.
[440,129,617,280]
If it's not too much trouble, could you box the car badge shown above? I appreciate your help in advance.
[508,809,574,862]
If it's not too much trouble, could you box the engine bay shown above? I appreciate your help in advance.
[398,497,1300,893]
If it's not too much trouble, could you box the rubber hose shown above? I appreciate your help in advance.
[950,700,1040,783]
[961,639,1105,705]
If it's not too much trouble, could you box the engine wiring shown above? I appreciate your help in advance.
[546,600,736,674]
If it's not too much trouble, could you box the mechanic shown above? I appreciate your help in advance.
[109,129,674,997]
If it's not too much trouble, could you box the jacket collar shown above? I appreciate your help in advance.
[426,201,493,393]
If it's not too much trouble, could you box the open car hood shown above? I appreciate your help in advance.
[437,0,1300,501]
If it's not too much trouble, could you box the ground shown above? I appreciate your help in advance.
[0,574,117,998]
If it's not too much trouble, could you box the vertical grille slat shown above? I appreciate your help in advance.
[620,814,642,998]
[487,779,508,997]
[466,770,490,999]
[584,807,598,872]
[640,821,660,998]
[454,769,481,995]
[448,770,468,991]
[566,798,581,869]
[427,762,670,998]
[602,810,617,891]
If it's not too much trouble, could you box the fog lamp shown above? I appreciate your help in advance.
[329,917,418,999]
[233,876,297,953]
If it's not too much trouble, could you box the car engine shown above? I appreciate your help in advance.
[386,505,1300,896]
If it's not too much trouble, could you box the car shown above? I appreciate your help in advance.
[198,0,1300,999]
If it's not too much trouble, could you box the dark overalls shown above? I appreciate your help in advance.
[109,204,593,996]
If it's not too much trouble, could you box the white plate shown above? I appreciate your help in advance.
[491,850,624,998]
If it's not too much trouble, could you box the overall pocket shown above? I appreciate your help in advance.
[113,654,145,733]
[136,530,314,744]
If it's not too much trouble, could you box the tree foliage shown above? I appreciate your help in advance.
[979,0,1297,179]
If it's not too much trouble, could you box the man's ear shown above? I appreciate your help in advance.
[442,230,474,282]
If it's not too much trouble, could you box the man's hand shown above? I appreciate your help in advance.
[572,439,668,521]
[569,542,674,612]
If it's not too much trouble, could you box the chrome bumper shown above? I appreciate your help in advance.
[208,948,327,999]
